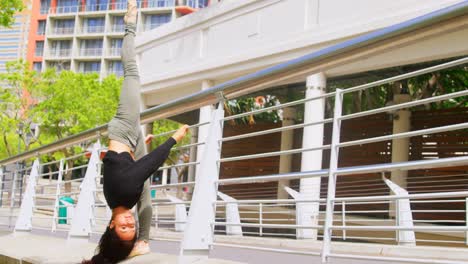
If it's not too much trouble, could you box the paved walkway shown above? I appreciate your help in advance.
[0,231,244,264]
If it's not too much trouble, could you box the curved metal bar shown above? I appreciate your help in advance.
[1,1,467,166]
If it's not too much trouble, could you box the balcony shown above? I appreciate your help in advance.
[146,0,175,8]
[110,24,125,32]
[52,5,80,14]
[183,0,207,9]
[84,3,108,12]
[79,48,103,57]
[82,26,105,34]
[52,27,74,35]
[108,48,121,56]
[109,1,126,10]
[48,49,71,58]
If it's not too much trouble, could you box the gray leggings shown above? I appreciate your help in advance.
[107,23,152,241]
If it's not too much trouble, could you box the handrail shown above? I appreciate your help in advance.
[1,1,467,166]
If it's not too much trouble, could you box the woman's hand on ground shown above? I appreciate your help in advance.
[145,134,154,145]
[171,124,189,143]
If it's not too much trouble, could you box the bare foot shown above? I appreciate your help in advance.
[129,240,150,258]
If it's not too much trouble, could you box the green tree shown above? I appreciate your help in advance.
[0,60,41,159]
[0,0,24,27]
[35,70,121,191]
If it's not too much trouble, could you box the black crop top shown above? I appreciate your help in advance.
[102,137,176,209]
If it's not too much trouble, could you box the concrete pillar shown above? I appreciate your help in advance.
[390,94,411,217]
[298,73,326,240]
[277,107,296,199]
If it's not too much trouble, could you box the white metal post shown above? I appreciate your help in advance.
[68,142,100,238]
[166,193,188,232]
[465,197,468,246]
[15,159,40,232]
[52,159,64,232]
[341,201,346,240]
[259,203,263,237]
[299,73,326,240]
[162,167,168,185]
[8,170,17,227]
[180,102,224,258]
[218,192,242,236]
[321,89,343,263]
[384,177,415,246]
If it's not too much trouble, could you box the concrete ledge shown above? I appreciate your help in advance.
[0,232,244,264]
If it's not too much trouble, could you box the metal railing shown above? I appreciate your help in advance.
[110,24,125,32]
[48,49,71,58]
[82,26,105,34]
[145,0,175,8]
[108,47,122,56]
[79,48,103,57]
[0,2,467,263]
[84,3,109,12]
[51,27,74,35]
[47,0,201,15]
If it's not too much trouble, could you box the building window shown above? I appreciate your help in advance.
[80,39,103,56]
[145,14,171,31]
[37,20,46,35]
[111,0,126,10]
[147,0,175,8]
[56,0,79,13]
[79,61,101,73]
[109,61,123,77]
[86,0,109,11]
[184,0,208,8]
[84,17,105,33]
[35,41,44,57]
[111,16,124,32]
[54,19,75,34]
[109,38,123,56]
[40,0,51,14]
[33,62,42,72]
[50,40,72,57]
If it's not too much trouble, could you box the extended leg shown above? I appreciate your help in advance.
[107,22,141,151]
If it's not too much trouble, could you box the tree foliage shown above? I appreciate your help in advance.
[0,60,42,158]
[0,0,24,27]
[0,60,122,190]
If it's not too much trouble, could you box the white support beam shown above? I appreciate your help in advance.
[284,186,316,240]
[68,142,100,238]
[14,159,40,232]
[166,193,188,232]
[383,176,416,246]
[180,103,224,258]
[218,192,242,236]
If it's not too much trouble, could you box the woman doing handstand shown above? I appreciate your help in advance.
[83,0,188,262]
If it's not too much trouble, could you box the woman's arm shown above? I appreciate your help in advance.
[131,125,189,184]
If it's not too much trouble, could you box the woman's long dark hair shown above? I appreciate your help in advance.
[82,222,136,264]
